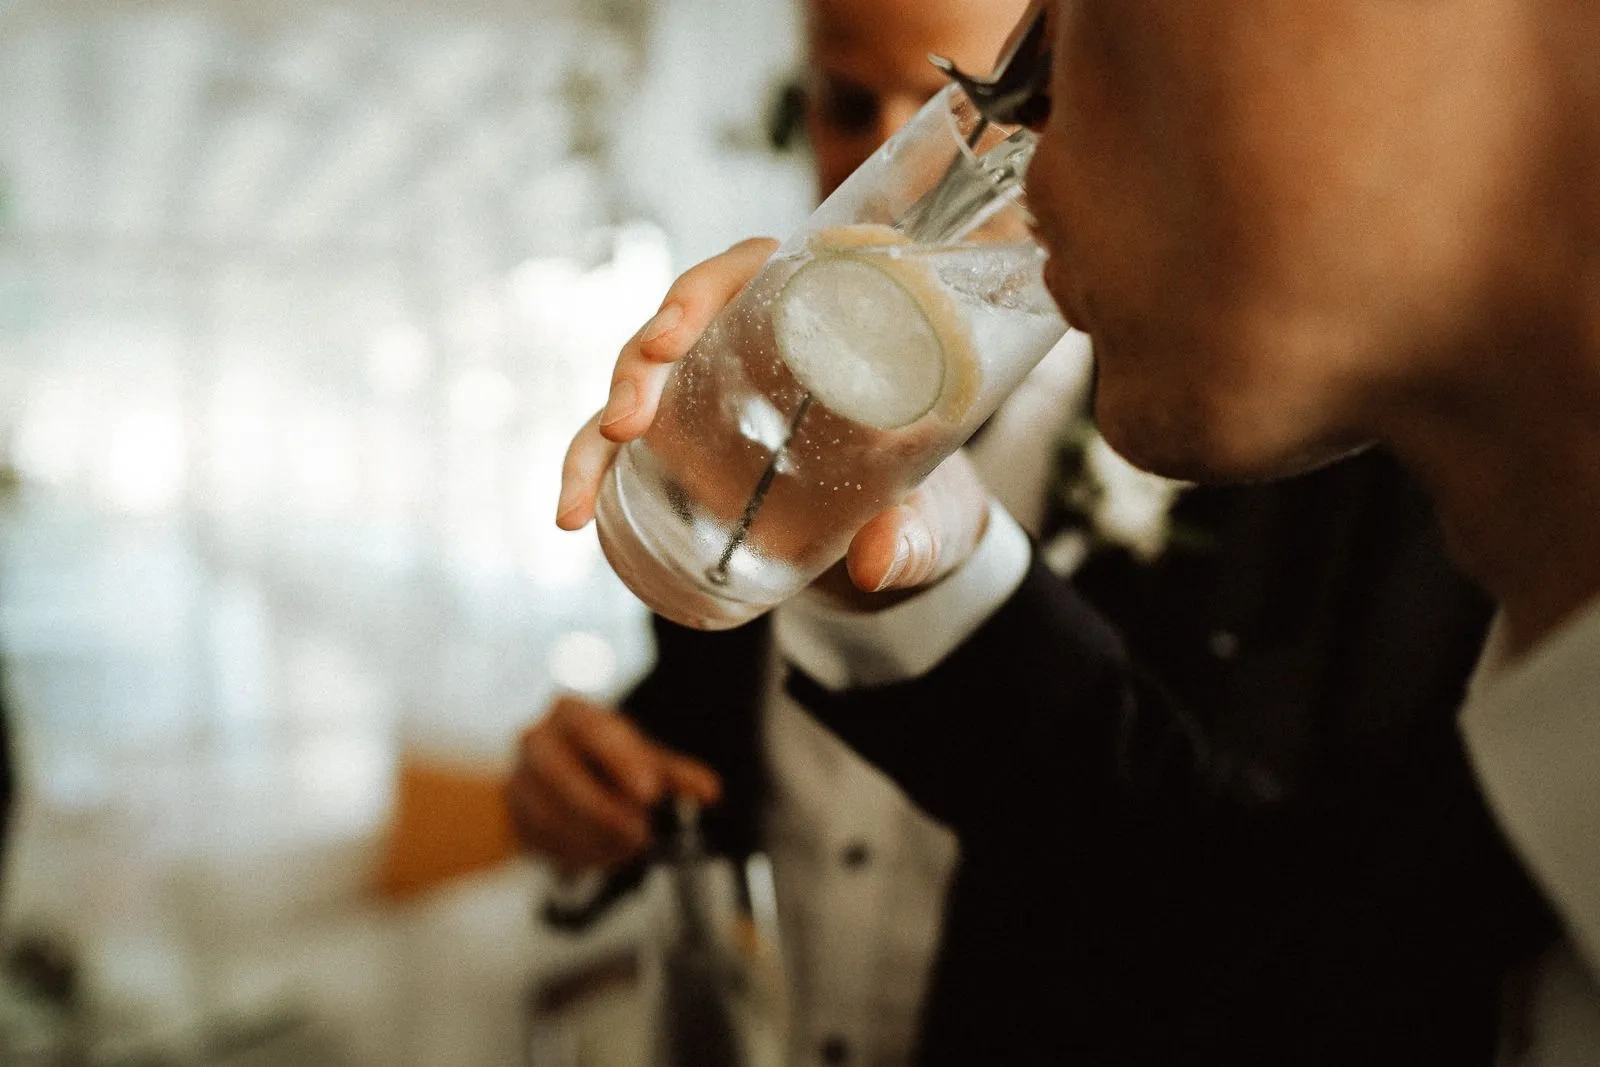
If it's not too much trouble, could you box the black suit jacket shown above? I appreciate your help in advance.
[620,448,1555,1065]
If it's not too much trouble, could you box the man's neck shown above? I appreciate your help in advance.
[1392,356,1600,661]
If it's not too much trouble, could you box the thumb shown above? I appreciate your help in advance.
[846,451,991,593]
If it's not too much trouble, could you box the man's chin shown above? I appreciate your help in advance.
[1095,390,1372,486]
[1104,425,1377,486]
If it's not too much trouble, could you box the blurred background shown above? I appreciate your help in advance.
[0,0,812,1061]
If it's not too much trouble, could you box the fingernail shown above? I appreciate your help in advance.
[638,303,682,344]
[875,534,915,592]
[599,378,638,429]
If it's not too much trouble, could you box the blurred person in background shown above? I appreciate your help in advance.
[555,0,1595,1063]
[512,1,1041,1064]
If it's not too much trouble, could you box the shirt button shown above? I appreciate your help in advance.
[840,842,872,870]
[1208,629,1240,660]
[820,1036,851,1064]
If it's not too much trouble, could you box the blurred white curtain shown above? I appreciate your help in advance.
[0,0,809,1062]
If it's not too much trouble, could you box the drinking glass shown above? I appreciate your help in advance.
[595,82,1066,629]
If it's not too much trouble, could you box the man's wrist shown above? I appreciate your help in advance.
[775,501,1031,690]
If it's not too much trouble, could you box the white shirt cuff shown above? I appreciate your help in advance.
[773,501,1032,691]
[1460,603,1600,980]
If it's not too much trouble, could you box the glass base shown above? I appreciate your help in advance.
[595,464,767,632]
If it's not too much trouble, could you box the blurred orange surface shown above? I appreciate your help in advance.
[373,753,519,901]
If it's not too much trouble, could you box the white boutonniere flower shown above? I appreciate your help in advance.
[1045,415,1196,574]
[1081,433,1187,562]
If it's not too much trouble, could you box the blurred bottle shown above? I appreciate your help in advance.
[655,798,743,1067]
[524,799,790,1067]
[654,799,789,1067]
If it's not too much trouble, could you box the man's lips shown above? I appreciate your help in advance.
[1031,216,1092,334]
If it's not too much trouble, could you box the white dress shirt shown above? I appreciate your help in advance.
[762,676,958,1067]
[1461,604,1600,1066]
[759,335,1091,1067]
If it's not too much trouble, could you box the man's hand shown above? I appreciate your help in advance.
[555,237,993,599]
[508,695,721,872]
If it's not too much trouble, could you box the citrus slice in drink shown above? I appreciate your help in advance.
[808,223,908,253]
[771,248,978,430]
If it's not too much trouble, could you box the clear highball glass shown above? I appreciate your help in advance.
[595,83,1066,630]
